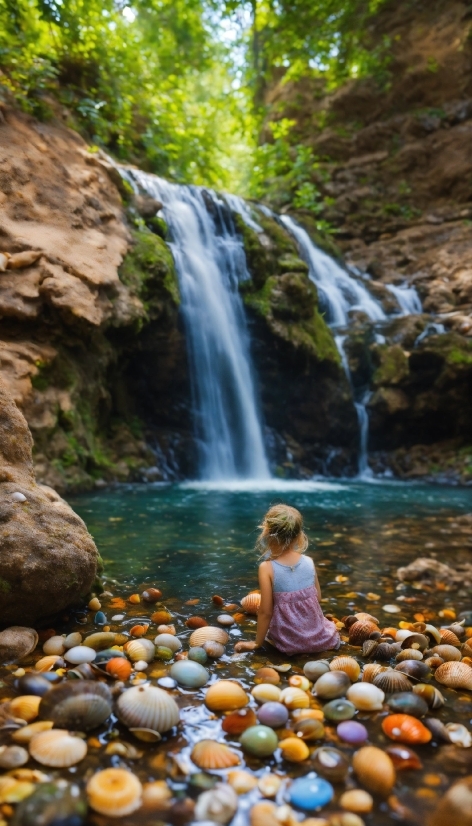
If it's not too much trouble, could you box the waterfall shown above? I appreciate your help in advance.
[386,283,422,315]
[127,170,269,481]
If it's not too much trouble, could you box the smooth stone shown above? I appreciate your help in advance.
[303,660,330,681]
[257,701,289,729]
[111,614,125,621]
[64,646,96,664]
[323,698,356,722]
[16,674,51,697]
[240,725,279,757]
[312,747,349,782]
[94,611,107,626]
[289,775,334,810]
[169,660,209,688]
[188,647,208,665]
[217,614,235,626]
[387,692,429,718]
[11,492,27,503]
[337,720,368,745]
[158,677,178,689]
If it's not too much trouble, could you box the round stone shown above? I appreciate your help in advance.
[188,647,208,665]
[323,698,356,722]
[157,677,178,689]
[257,702,289,729]
[289,775,334,810]
[169,660,209,689]
[239,725,279,757]
[337,720,368,745]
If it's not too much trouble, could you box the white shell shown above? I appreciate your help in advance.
[112,615,125,621]
[383,604,401,613]
[43,636,66,656]
[64,646,96,664]
[116,684,180,733]
[395,630,413,642]
[124,639,155,663]
[445,723,472,748]
[153,634,181,654]
[346,683,385,711]
[194,783,238,825]
[29,729,87,767]
[11,492,27,503]
[134,660,149,672]
[64,632,82,649]
[217,614,235,626]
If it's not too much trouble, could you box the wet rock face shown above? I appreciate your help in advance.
[0,378,99,626]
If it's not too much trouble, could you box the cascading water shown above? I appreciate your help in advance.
[386,283,422,315]
[125,170,269,481]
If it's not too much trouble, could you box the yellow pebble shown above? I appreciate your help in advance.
[128,594,140,604]
[88,597,101,611]
[340,789,373,814]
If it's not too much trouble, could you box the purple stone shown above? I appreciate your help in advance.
[337,720,368,744]
[257,701,289,729]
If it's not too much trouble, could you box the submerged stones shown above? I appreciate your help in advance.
[169,660,209,688]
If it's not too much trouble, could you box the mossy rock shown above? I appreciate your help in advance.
[292,212,343,261]
[269,273,317,321]
[278,254,309,274]
[146,215,168,240]
[233,210,299,289]
[119,226,179,312]
[372,344,409,386]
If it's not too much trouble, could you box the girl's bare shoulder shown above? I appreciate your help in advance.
[258,559,272,576]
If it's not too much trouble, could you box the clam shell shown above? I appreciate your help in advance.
[355,612,379,625]
[123,639,155,663]
[153,634,181,654]
[349,621,378,646]
[205,680,249,712]
[116,684,180,732]
[429,777,472,826]
[346,683,384,711]
[189,627,229,647]
[106,658,133,681]
[447,623,466,639]
[329,656,360,682]
[313,670,350,700]
[424,718,451,743]
[352,746,396,796]
[387,692,428,718]
[375,642,400,660]
[129,728,162,742]
[430,644,461,662]
[394,660,431,681]
[191,740,240,770]
[222,708,258,735]
[64,646,96,665]
[251,684,282,704]
[396,648,423,662]
[303,660,330,681]
[16,674,51,698]
[203,640,226,659]
[185,616,208,629]
[9,696,41,722]
[362,663,388,683]
[362,640,379,658]
[29,729,87,767]
[39,681,112,731]
[373,670,412,694]
[445,723,472,748]
[401,634,429,652]
[278,737,309,762]
[435,661,472,690]
[217,614,235,626]
[412,683,445,708]
[425,656,444,668]
[194,783,238,824]
[381,714,432,745]
[87,768,143,817]
[339,789,373,814]
[240,593,261,614]
[0,627,38,665]
[439,629,461,646]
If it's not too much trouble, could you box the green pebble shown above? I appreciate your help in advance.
[240,725,279,757]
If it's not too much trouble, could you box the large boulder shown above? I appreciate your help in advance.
[0,377,99,626]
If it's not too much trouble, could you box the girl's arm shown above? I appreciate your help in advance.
[234,562,273,653]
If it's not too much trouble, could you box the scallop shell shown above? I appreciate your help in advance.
[191,740,240,770]
[348,621,378,646]
[396,648,423,662]
[29,729,87,767]
[346,683,385,711]
[254,667,280,685]
[412,683,445,708]
[9,696,41,722]
[279,687,309,710]
[251,684,282,704]
[448,623,466,639]
[430,644,461,662]
[194,783,238,825]
[375,642,400,660]
[123,639,155,663]
[11,721,53,745]
[116,684,180,732]
[439,629,461,646]
[240,593,261,614]
[189,627,229,647]
[362,663,388,683]
[205,680,249,712]
[462,642,472,658]
[352,746,396,796]
[203,640,226,659]
[373,670,412,694]
[381,714,432,745]
[0,627,38,664]
[87,768,143,817]
[153,634,181,654]
[329,656,360,681]
[278,737,309,762]
[435,661,472,690]
[39,681,112,731]
[355,612,379,625]
[362,640,379,658]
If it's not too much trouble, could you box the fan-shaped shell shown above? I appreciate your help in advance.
[355,612,379,625]
[205,680,248,712]
[240,593,261,614]
[462,641,472,658]
[346,683,384,711]
[11,721,53,745]
[116,684,180,732]
[439,629,461,646]
[0,627,38,664]
[29,729,87,767]
[362,663,388,683]
[329,656,360,682]
[9,696,41,722]
[279,687,309,709]
[382,714,432,745]
[39,681,112,731]
[435,661,472,690]
[123,639,155,663]
[191,740,240,770]
[373,670,412,694]
[375,643,400,660]
[352,746,396,797]
[448,623,466,639]
[87,768,143,817]
[189,627,229,647]
[412,683,445,708]
[349,621,378,646]
[396,648,423,662]
[430,645,461,662]
[278,737,309,762]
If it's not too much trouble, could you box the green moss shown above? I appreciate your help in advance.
[278,254,308,274]
[119,226,180,309]
[373,345,409,386]
[0,577,12,595]
[146,215,168,239]
[31,356,77,393]
[447,349,472,365]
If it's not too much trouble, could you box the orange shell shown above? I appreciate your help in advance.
[349,621,378,646]
[130,625,149,638]
[232,613,245,623]
[9,695,41,722]
[279,687,310,710]
[240,593,261,615]
[278,737,309,762]
[205,680,249,712]
[439,629,461,646]
[254,668,280,685]
[106,658,132,681]
[189,627,229,647]
[435,661,472,690]
[362,664,388,683]
[382,628,399,639]
[191,740,240,770]
[431,645,461,662]
[381,714,432,745]
[355,612,379,625]
[128,594,140,605]
[222,708,257,735]
[151,611,172,625]
[352,746,396,797]
[224,604,239,612]
[212,595,225,606]
[185,617,208,630]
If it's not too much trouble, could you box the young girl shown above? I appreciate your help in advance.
[235,504,340,655]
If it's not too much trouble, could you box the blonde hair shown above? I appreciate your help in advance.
[256,504,308,560]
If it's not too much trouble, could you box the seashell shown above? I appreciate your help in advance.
[29,729,87,767]
[394,660,431,681]
[222,708,258,735]
[323,698,356,722]
[42,636,66,656]
[129,728,161,742]
[0,627,38,664]
[387,692,428,717]
[212,595,225,606]
[435,661,472,690]
[257,774,281,798]
[188,646,208,665]
[240,725,278,757]
[312,746,349,781]
[89,597,101,611]
[448,623,466,639]
[382,714,432,744]
[430,644,461,662]
[291,708,324,721]
[462,641,472,658]
[8,250,42,269]
[16,674,51,698]
[186,616,208,629]
[133,660,149,672]
[337,720,368,745]
[254,667,280,685]
[87,768,143,817]
[396,648,423,662]
[375,642,400,660]
[373,669,412,694]
[251,684,281,704]
[257,701,289,729]
[340,789,373,814]
[348,621,378,646]
[439,629,461,646]
[194,782,238,825]
[170,660,209,688]
[9,696,41,722]
[203,640,225,658]
[0,745,29,769]
[142,588,162,603]
[288,675,310,691]
[445,723,472,748]
[279,687,309,709]
[39,681,112,731]
[424,718,451,743]
[189,627,229,647]
[429,776,472,826]
[412,683,445,708]
[124,639,155,663]
[313,671,350,700]
[227,770,258,794]
[425,656,444,668]
[278,737,309,762]
[130,624,149,638]
[64,632,82,649]
[346,683,384,711]
[116,684,179,732]
[155,646,173,660]
[352,746,396,796]
[355,612,379,625]
[217,614,235,626]
[106,658,132,681]
[362,640,379,658]
[82,632,116,651]
[329,656,360,681]
[401,634,429,652]
[157,624,175,635]
[205,680,248,712]
[395,629,413,643]
[224,604,239,612]
[386,744,423,770]
[191,740,240,770]
[269,663,291,673]
[154,634,181,654]
[362,663,388,683]
[11,721,53,744]
[64,646,96,665]
[128,594,140,604]
[150,610,172,624]
[342,615,359,629]
[422,624,441,645]
[68,664,96,680]
[0,253,8,271]
[250,802,279,826]
[292,718,325,740]
[303,660,330,681]
[141,780,172,809]
[240,593,261,614]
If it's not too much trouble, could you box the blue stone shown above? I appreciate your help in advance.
[94,611,107,626]
[289,775,334,811]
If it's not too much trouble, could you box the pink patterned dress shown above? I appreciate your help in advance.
[266,555,340,655]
